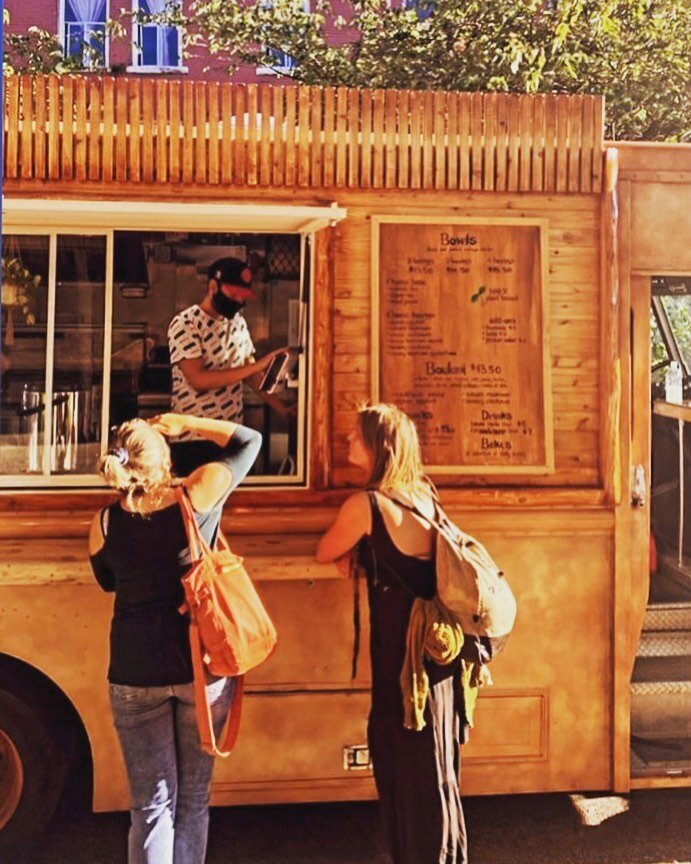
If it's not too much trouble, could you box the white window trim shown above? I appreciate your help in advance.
[131,0,185,71]
[58,0,110,69]
[1,200,348,490]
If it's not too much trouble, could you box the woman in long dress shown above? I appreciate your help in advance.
[316,403,467,864]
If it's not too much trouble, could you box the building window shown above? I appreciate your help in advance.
[257,0,309,76]
[132,0,182,70]
[61,0,108,68]
[1,220,308,488]
[404,0,435,19]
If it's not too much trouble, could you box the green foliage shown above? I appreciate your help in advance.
[3,0,689,140]
[185,0,690,141]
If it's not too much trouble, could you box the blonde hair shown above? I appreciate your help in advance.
[357,403,430,497]
[98,419,173,515]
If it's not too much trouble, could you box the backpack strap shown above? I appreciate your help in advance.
[189,622,244,757]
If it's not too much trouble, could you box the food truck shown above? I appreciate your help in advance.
[1,76,690,849]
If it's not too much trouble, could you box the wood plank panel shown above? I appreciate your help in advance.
[507,95,520,191]
[409,90,422,189]
[322,86,335,188]
[156,79,169,184]
[259,85,271,186]
[359,89,372,189]
[458,92,471,189]
[422,90,434,189]
[101,77,114,182]
[544,95,557,192]
[555,94,569,193]
[141,79,155,183]
[531,93,546,193]
[74,77,87,182]
[61,76,74,180]
[385,89,398,188]
[568,96,582,193]
[128,78,141,183]
[519,95,532,192]
[5,76,20,178]
[482,91,496,191]
[446,89,458,189]
[433,90,447,189]
[195,81,208,184]
[246,83,258,186]
[297,85,310,187]
[168,80,180,183]
[309,87,322,187]
[348,87,360,188]
[221,82,233,184]
[115,78,128,182]
[34,76,48,180]
[284,86,296,187]
[335,86,348,188]
[19,75,34,180]
[371,89,384,188]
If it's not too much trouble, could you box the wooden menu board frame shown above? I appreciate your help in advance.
[371,215,554,475]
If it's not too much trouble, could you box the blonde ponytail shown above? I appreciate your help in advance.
[98,419,173,515]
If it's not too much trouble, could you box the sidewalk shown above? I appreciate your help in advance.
[11,788,690,864]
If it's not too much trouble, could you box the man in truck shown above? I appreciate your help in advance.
[167,256,290,474]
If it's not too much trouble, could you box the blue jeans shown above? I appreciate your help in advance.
[109,677,235,864]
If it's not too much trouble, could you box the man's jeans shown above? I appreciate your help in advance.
[109,677,235,864]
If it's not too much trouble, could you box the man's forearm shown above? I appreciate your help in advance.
[184,361,266,391]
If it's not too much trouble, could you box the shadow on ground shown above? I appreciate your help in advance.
[7,787,691,864]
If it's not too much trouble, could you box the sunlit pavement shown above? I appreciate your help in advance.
[9,789,691,864]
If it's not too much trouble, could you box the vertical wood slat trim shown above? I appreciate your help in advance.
[322,87,335,188]
[482,91,496,192]
[141,79,155,184]
[543,95,557,192]
[19,76,34,180]
[359,89,372,189]
[297,85,310,187]
[409,90,422,190]
[335,86,348,188]
[385,89,398,189]
[310,228,334,489]
[34,76,48,180]
[433,90,446,190]
[396,90,410,189]
[591,95,605,193]
[168,80,181,183]
[531,93,546,193]
[518,95,532,192]
[61,77,74,180]
[5,76,20,179]
[371,89,385,189]
[115,78,128,182]
[74,77,87,182]
[220,83,233,185]
[246,84,258,186]
[580,94,595,194]
[347,88,360,189]
[259,85,271,186]
[271,86,285,187]
[446,90,458,190]
[310,87,323,188]
[494,93,508,192]
[567,96,582,193]
[101,77,114,182]
[422,91,434,190]
[87,79,100,182]
[195,81,208,185]
[457,92,470,190]
[156,79,169,183]
[4,80,605,194]
[129,78,142,183]
[182,81,195,184]
[555,94,569,193]
[470,91,483,191]
[284,86,296,187]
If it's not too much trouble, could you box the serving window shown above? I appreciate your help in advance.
[0,200,346,488]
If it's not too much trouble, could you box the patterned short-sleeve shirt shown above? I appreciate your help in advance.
[168,304,255,425]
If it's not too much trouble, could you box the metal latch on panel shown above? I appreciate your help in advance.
[631,464,647,508]
[343,744,372,771]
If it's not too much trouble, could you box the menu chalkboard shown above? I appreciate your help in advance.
[372,217,553,474]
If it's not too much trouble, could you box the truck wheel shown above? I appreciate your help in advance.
[0,688,67,853]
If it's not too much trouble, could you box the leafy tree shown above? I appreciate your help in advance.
[3,1,689,140]
[181,0,690,141]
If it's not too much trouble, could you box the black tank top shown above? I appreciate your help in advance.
[361,492,437,716]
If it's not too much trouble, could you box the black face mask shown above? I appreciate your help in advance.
[211,290,245,319]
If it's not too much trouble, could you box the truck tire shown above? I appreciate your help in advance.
[0,687,67,854]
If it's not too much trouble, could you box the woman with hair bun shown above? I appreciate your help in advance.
[88,413,261,864]
[316,403,468,864]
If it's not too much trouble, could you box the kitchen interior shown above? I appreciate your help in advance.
[0,230,303,482]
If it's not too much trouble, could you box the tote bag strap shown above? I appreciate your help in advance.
[175,485,214,561]
[189,622,244,757]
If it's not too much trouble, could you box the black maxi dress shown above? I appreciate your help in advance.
[361,492,468,864]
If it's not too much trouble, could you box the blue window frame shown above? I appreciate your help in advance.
[62,0,108,68]
[404,0,435,20]
[134,0,182,69]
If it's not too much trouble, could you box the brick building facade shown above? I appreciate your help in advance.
[4,0,354,84]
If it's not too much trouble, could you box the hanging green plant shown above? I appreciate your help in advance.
[1,257,40,325]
